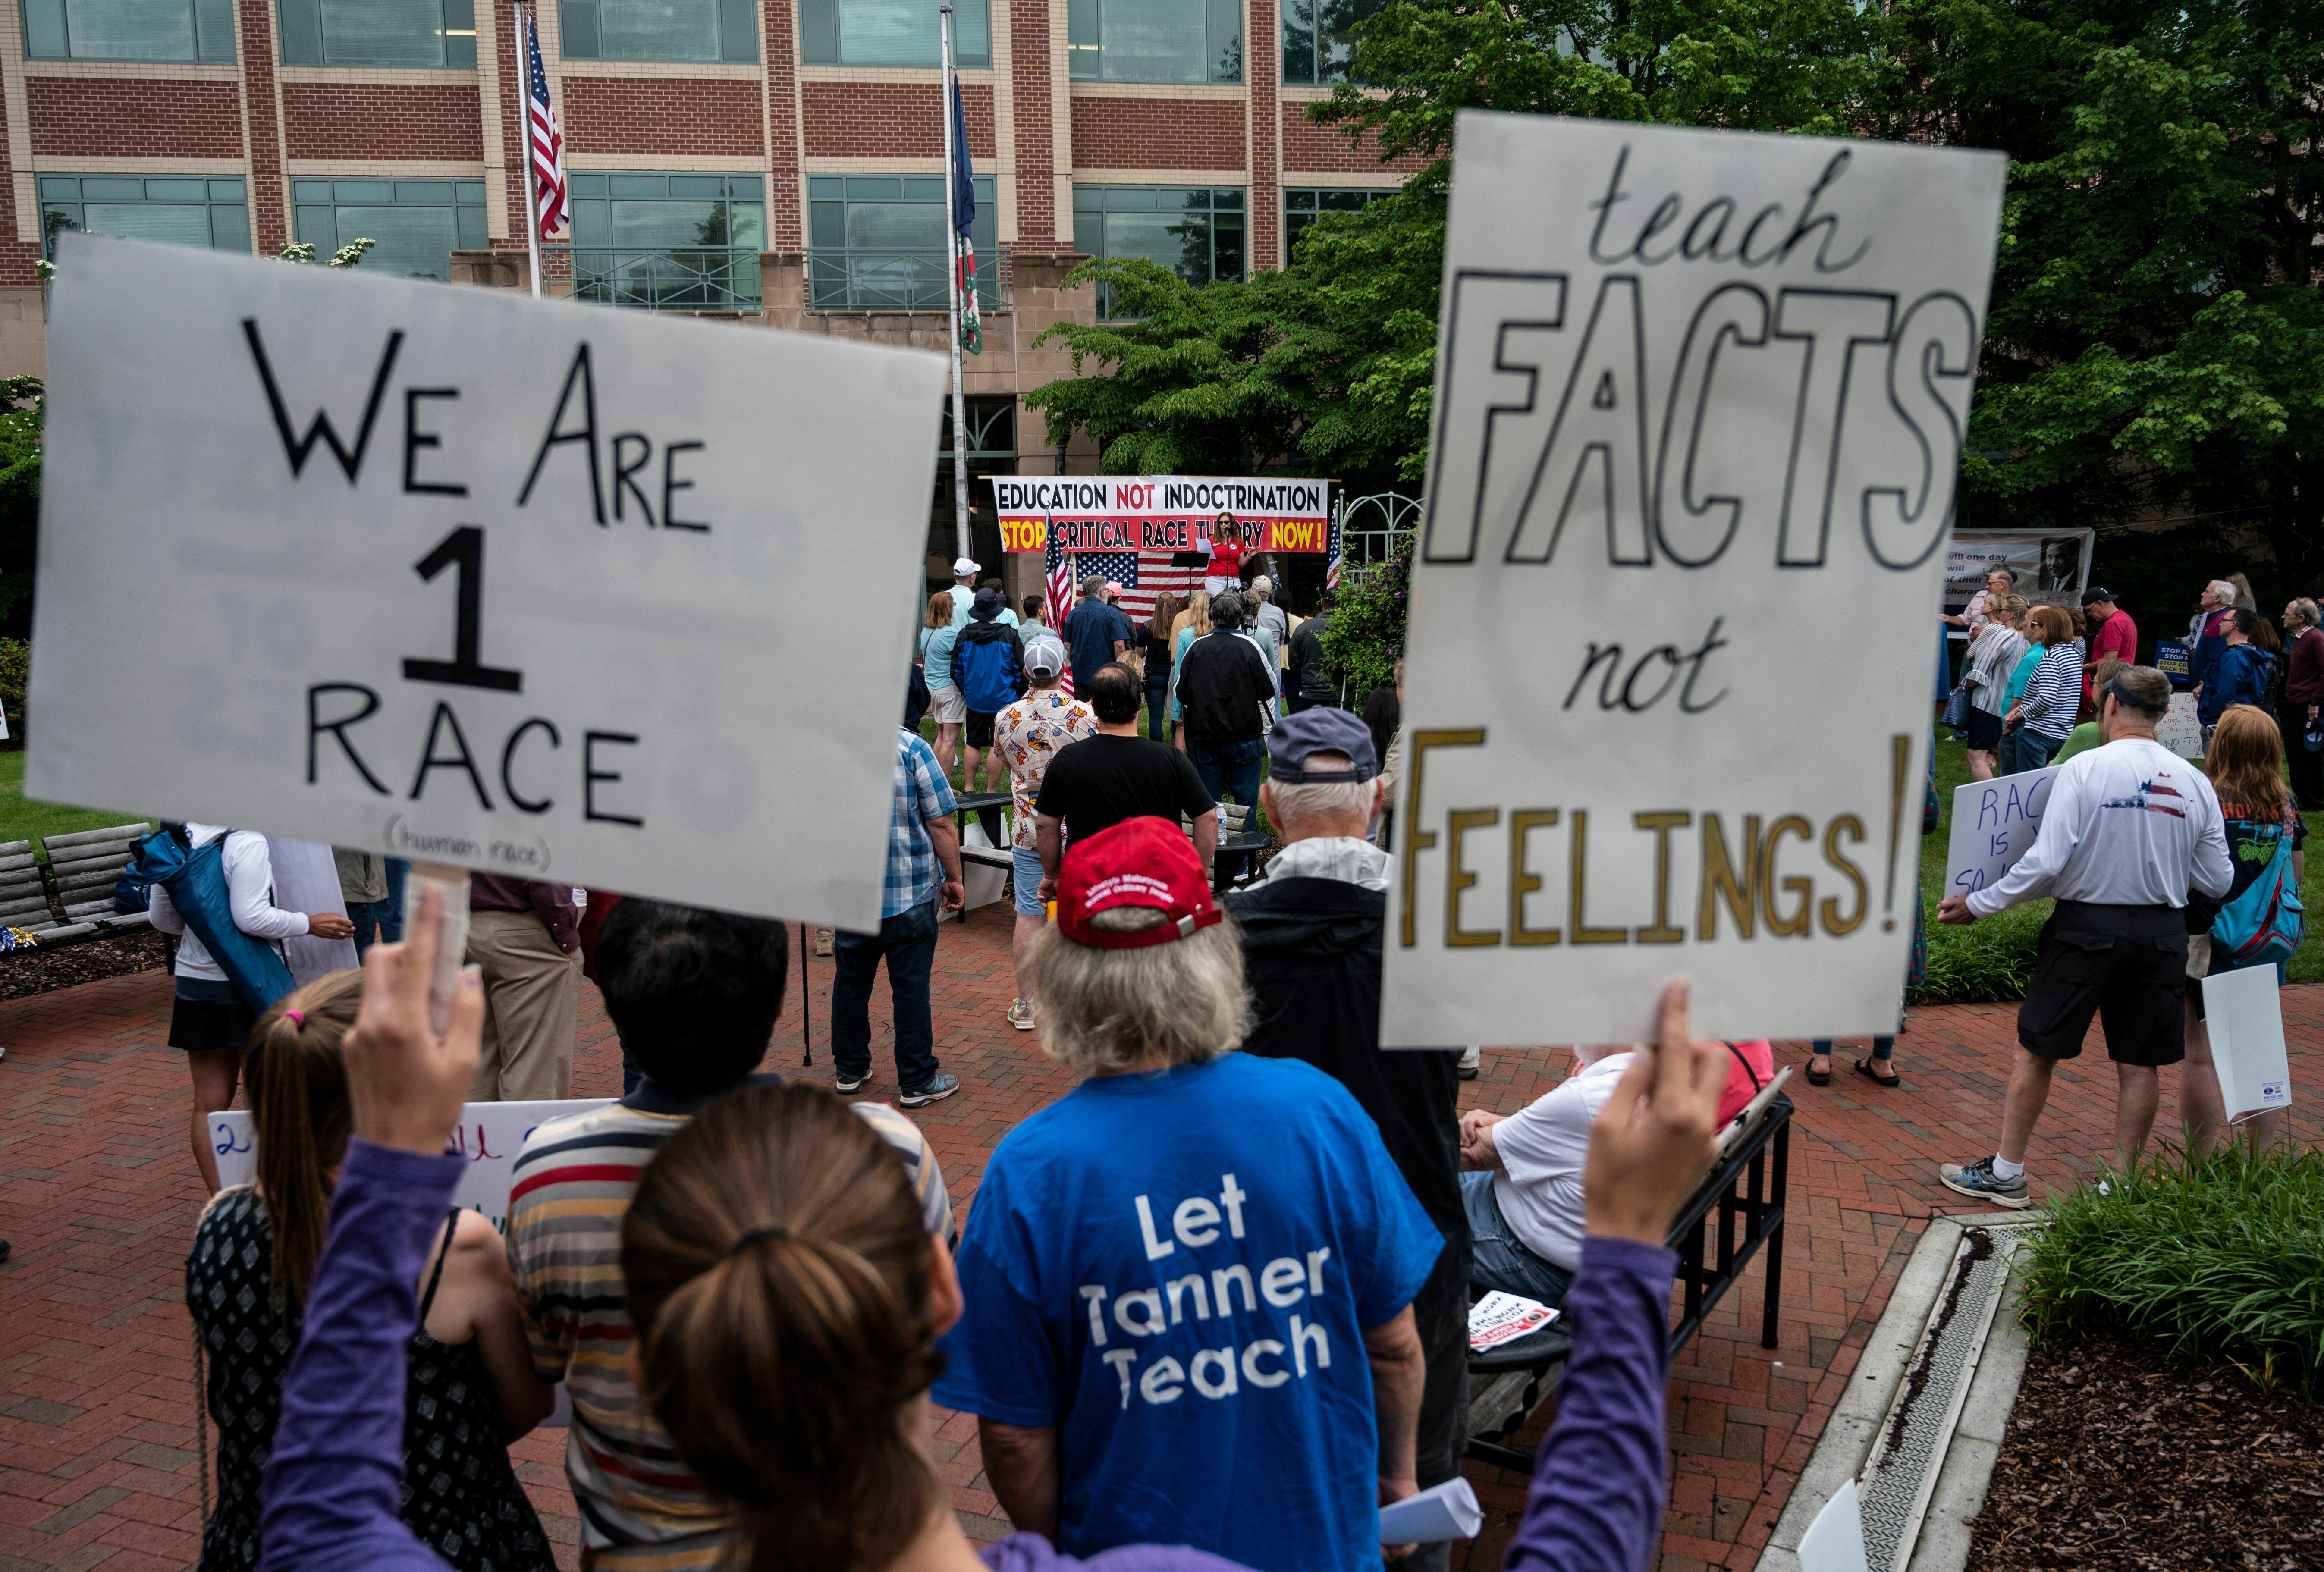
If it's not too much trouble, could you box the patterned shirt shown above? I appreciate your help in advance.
[506,1084,952,1572]
[993,690,1099,850]
[887,727,958,918]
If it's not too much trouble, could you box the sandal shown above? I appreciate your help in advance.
[1805,1057,1832,1086]
[1853,1057,1901,1089]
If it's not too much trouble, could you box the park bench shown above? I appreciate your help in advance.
[0,823,157,951]
[1463,1068,1793,1472]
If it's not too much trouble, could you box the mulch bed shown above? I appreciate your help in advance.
[0,928,170,1003]
[1969,1327,2324,1571]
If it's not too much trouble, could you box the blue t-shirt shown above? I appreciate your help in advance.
[1064,599,1132,690]
[934,1054,1442,1572]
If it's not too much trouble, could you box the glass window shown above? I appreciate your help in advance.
[799,0,989,66]
[41,174,250,256]
[21,0,235,60]
[1073,185,1242,315]
[1283,186,1387,261]
[291,177,487,279]
[805,173,997,309]
[1281,0,1383,84]
[1069,0,1238,83]
[276,0,477,66]
[557,0,757,60]
[565,172,765,309]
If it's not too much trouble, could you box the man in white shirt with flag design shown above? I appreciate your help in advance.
[1935,665,2233,1207]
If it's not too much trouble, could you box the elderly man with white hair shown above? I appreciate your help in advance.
[2187,577,2239,697]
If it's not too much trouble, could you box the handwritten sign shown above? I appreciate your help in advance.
[993,476,1329,555]
[2157,692,2205,759]
[210,1098,612,1230]
[1380,116,2005,1046]
[1943,767,2060,900]
[29,234,948,931]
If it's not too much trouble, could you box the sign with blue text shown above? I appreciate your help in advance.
[1382,115,2006,1046]
[1942,768,2060,903]
[30,235,949,930]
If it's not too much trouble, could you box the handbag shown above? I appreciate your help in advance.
[2211,830,2305,971]
[1940,678,1974,731]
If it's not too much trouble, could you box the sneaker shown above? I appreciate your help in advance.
[1938,1156,2030,1209]
[834,1073,866,1095]
[1456,1046,1481,1082]
[899,1073,961,1108]
[1008,998,1036,1032]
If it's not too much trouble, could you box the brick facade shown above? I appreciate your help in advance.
[1069,96,1244,171]
[1280,104,1429,175]
[563,77,766,157]
[801,82,996,160]
[26,79,243,159]
[237,0,289,252]
[282,84,484,161]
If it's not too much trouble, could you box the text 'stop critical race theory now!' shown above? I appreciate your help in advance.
[29,234,948,932]
[1381,116,2005,1048]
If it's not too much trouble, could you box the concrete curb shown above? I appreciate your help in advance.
[1753,1212,2041,1572]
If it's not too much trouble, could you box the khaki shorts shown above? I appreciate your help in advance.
[2186,933,2212,979]
[928,683,967,724]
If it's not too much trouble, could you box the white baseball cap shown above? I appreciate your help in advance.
[952,556,981,577]
[1022,633,1068,680]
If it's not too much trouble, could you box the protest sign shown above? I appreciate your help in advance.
[1382,115,2005,1046]
[993,476,1330,555]
[2199,966,2293,1122]
[2157,693,2205,759]
[1942,529,2093,632]
[211,1098,612,1230]
[1942,767,2060,901]
[2154,639,2190,684]
[30,234,948,931]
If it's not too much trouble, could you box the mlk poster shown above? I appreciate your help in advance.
[1380,116,2006,1047]
[30,234,947,932]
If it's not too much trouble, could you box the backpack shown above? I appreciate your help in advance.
[138,828,298,1013]
[115,822,190,914]
[2211,825,2305,972]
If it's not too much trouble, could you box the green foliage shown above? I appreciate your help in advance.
[0,379,41,630]
[1319,530,1414,697]
[2018,1145,2324,1393]
[0,637,24,735]
[277,237,375,268]
[1910,897,2047,1004]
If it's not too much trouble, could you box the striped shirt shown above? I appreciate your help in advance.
[2019,643,2084,739]
[506,1081,952,1571]
[1967,627,2027,717]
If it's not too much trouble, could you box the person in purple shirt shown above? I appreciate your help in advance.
[261,887,1727,1572]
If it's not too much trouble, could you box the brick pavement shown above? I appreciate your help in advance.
[1,908,2317,1572]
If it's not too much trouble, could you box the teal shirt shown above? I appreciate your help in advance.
[924,624,961,688]
[2004,645,2044,708]
[950,594,1019,630]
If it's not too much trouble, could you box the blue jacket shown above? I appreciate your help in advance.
[2198,642,2273,726]
[952,619,1026,714]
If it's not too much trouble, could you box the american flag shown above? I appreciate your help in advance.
[1059,544,1207,622]
[1043,528,1077,695]
[523,8,567,238]
[1324,509,1344,590]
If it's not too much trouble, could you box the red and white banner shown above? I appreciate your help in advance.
[996,475,1331,554]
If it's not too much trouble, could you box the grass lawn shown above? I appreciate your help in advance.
[0,750,149,849]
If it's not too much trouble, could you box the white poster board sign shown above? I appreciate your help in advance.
[210,1098,613,1231]
[2199,966,2293,1121]
[1383,116,2005,1045]
[1942,767,2060,902]
[2156,692,2206,759]
[30,235,948,931]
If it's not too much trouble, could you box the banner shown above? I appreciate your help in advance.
[1942,768,2059,902]
[1381,115,2006,1046]
[29,235,948,932]
[1944,529,2095,632]
[994,475,1330,555]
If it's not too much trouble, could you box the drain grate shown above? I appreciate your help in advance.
[1854,1224,2028,1572]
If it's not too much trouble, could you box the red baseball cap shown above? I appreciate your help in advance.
[1055,817,1223,950]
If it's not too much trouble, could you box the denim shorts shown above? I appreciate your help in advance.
[1012,846,1046,917]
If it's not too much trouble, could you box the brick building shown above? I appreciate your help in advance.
[0,0,1420,590]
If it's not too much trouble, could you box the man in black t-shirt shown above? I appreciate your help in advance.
[1035,663,1217,901]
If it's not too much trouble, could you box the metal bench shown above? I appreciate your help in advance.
[1464,1068,1793,1471]
[0,823,157,951]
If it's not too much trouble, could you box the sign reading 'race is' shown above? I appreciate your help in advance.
[30,235,948,931]
[1382,116,2006,1047]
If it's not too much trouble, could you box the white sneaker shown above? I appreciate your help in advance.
[1007,998,1036,1031]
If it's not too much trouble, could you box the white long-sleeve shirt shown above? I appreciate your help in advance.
[1966,738,2233,916]
[147,824,310,983]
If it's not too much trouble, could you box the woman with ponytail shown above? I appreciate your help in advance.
[187,968,553,1572]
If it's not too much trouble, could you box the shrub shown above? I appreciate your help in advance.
[0,637,25,739]
[1318,529,1411,699]
[1908,897,2047,1005]
[2018,1145,2324,1393]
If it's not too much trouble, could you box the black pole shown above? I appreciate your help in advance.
[798,922,813,1066]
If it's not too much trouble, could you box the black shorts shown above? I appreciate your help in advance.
[1965,708,2003,751]
[168,979,255,1054]
[2016,901,2188,1065]
[965,709,998,749]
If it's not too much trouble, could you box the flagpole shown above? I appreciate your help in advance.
[939,4,972,567]
[517,3,545,298]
